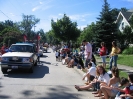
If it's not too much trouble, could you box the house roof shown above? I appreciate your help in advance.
[115,9,133,26]
[121,11,133,21]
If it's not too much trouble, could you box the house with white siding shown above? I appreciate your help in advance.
[116,9,133,32]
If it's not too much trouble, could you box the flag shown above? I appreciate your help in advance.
[23,34,27,42]
[37,34,40,40]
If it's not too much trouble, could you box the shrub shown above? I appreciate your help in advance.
[122,47,133,54]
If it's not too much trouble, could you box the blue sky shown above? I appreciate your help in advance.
[0,0,133,32]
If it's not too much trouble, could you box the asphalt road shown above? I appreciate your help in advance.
[0,49,98,99]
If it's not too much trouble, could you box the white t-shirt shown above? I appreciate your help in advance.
[55,52,59,56]
[84,42,92,59]
[87,67,96,77]
[98,73,110,84]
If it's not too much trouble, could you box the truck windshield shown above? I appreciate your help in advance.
[9,45,33,53]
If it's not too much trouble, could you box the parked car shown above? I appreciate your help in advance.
[43,43,48,53]
[0,43,38,73]
[43,46,48,52]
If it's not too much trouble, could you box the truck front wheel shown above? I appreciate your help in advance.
[1,68,7,74]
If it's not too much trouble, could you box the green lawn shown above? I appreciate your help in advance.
[95,54,131,78]
[119,70,128,78]
[95,54,133,67]
[105,64,128,78]
[117,54,133,67]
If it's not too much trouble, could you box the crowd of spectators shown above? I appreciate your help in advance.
[52,40,133,99]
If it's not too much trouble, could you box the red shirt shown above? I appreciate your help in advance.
[99,46,107,56]
[124,87,131,94]
[1,46,6,55]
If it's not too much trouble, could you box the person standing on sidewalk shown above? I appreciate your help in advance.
[100,42,107,68]
[82,40,92,68]
[109,41,121,70]
[0,43,6,55]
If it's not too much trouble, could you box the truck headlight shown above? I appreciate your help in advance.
[22,58,33,63]
[1,57,9,62]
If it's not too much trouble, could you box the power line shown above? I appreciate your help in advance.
[8,0,24,15]
[0,10,11,20]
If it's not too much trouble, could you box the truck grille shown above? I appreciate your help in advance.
[9,57,22,63]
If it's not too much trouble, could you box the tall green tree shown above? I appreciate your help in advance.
[0,22,5,33]
[20,14,40,40]
[117,26,133,50]
[123,26,132,43]
[45,30,60,45]
[0,20,22,47]
[95,0,117,51]
[4,20,14,27]
[130,15,133,29]
[51,14,80,42]
[77,22,97,44]
[130,15,133,43]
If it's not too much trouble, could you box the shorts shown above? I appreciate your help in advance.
[68,57,71,61]
[83,74,95,81]
[92,82,100,90]
[90,75,95,81]
[110,89,118,97]
[84,58,90,67]
[100,56,106,63]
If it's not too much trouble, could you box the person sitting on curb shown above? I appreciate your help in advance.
[74,65,110,93]
[83,62,96,85]
[67,55,78,68]
[63,53,72,65]
[98,67,121,99]
[76,55,85,70]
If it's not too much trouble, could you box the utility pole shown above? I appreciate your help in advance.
[34,25,36,32]
[8,39,10,47]
[37,33,39,53]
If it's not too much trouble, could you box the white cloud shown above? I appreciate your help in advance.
[78,25,87,30]
[39,2,43,4]
[10,13,15,16]
[51,13,92,22]
[58,13,63,16]
[49,13,96,24]
[47,13,97,31]
[32,6,40,11]
[68,14,91,21]
[32,0,53,12]
[32,5,52,12]
[69,15,81,20]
